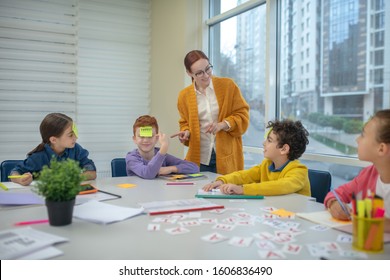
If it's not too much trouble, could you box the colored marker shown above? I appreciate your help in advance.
[8,175,26,179]
[0,182,9,191]
[14,219,49,226]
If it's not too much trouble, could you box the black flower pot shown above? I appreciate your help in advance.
[45,198,75,226]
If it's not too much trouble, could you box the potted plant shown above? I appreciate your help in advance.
[33,158,85,226]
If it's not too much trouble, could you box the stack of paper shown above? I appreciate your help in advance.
[0,227,68,260]
[139,198,224,215]
[73,200,144,224]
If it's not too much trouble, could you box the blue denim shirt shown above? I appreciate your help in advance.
[11,143,96,176]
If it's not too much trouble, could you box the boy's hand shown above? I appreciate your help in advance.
[219,184,244,195]
[157,132,169,154]
[202,180,223,191]
[11,173,33,186]
[328,199,351,221]
[158,166,178,175]
[171,130,190,143]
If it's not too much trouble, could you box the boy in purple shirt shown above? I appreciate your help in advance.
[126,115,199,179]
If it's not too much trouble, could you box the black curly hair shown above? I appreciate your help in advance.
[266,119,309,160]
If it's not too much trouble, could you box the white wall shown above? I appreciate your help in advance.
[150,0,204,157]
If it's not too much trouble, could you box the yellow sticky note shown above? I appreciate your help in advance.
[264,127,272,139]
[139,126,153,137]
[117,183,136,188]
[271,208,295,218]
[72,123,79,138]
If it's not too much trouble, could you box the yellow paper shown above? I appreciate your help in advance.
[139,126,153,137]
[271,208,295,218]
[117,183,136,188]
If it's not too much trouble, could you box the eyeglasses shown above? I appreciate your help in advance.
[193,64,213,78]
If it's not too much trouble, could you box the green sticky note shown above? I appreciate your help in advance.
[72,123,79,138]
[140,126,153,137]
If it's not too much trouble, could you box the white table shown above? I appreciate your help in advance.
[1,172,389,259]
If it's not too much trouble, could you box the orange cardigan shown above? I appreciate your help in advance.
[177,76,250,174]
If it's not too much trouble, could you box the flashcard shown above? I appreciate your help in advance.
[338,250,368,259]
[253,231,274,240]
[233,212,253,219]
[285,227,306,235]
[198,218,218,224]
[256,240,276,250]
[306,243,329,257]
[139,126,153,137]
[262,219,284,228]
[337,234,352,243]
[147,224,161,231]
[260,206,278,213]
[320,242,341,252]
[258,250,286,259]
[167,213,187,220]
[282,243,302,255]
[178,220,201,227]
[222,217,238,224]
[201,232,228,243]
[165,227,190,235]
[152,217,177,224]
[260,213,278,219]
[212,223,236,231]
[228,236,253,247]
[310,224,329,231]
[272,235,293,244]
[209,209,226,214]
[235,220,255,226]
[284,222,300,229]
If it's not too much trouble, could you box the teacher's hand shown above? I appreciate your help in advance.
[170,130,190,143]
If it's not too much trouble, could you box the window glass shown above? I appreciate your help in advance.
[209,3,266,149]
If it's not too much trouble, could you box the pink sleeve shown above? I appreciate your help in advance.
[324,165,378,208]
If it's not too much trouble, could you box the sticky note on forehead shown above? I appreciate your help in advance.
[72,123,79,138]
[264,128,272,139]
[140,126,153,137]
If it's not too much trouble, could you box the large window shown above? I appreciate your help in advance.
[208,0,390,188]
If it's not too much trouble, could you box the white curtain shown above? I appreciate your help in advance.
[0,0,151,177]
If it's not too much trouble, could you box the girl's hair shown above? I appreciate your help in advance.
[374,109,390,144]
[266,119,309,161]
[133,115,159,136]
[28,113,73,156]
[184,50,209,81]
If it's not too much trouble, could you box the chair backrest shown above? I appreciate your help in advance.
[308,169,332,204]
[111,158,127,177]
[1,160,24,182]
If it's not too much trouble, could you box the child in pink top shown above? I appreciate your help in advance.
[324,109,390,232]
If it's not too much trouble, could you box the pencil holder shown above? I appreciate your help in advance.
[352,215,384,253]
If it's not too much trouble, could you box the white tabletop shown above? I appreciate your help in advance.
[1,172,389,260]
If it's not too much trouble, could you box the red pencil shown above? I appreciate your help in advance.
[14,219,49,226]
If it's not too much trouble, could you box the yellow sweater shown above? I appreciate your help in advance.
[217,159,311,196]
[177,76,249,175]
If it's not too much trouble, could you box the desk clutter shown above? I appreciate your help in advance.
[143,206,368,260]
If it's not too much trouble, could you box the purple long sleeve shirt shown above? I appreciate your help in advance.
[125,147,199,179]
